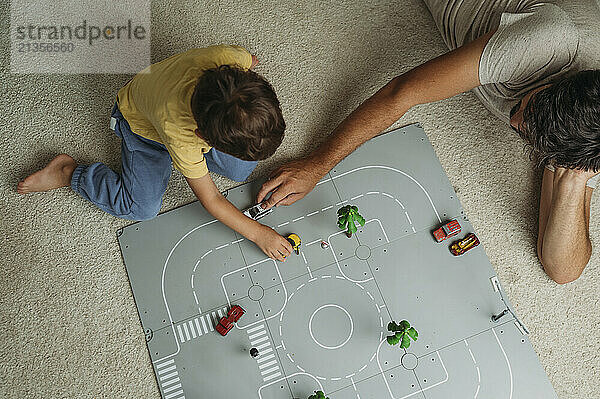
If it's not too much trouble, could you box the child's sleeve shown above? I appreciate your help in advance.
[189,44,253,70]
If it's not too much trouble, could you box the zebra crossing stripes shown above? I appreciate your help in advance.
[247,324,281,382]
[175,307,228,343]
[155,359,185,399]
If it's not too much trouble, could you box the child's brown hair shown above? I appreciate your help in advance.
[191,65,285,161]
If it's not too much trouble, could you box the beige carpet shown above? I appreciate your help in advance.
[1,0,598,398]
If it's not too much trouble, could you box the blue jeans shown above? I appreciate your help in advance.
[71,103,257,221]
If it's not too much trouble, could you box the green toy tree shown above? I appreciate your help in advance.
[308,391,329,399]
[337,205,365,238]
[387,320,418,349]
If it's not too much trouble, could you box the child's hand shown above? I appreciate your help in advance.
[252,224,292,261]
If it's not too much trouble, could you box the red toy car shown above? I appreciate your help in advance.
[450,233,480,256]
[433,220,461,242]
[216,305,245,336]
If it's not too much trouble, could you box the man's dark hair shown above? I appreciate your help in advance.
[191,65,285,161]
[521,69,600,171]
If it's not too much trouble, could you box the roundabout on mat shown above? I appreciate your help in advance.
[278,274,385,380]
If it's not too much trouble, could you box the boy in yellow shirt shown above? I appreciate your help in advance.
[17,45,293,261]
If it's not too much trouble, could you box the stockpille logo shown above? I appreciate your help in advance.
[14,19,147,45]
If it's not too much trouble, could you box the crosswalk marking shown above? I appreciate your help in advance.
[249,330,267,340]
[163,383,182,393]
[182,323,191,341]
[261,366,280,376]
[158,365,176,375]
[255,342,271,351]
[162,377,180,387]
[200,316,208,333]
[155,359,185,399]
[256,353,275,364]
[194,318,202,336]
[264,372,281,381]
[247,324,265,334]
[217,309,224,318]
[156,359,174,369]
[206,314,214,331]
[251,335,269,346]
[188,320,197,338]
[259,360,277,370]
[165,390,184,399]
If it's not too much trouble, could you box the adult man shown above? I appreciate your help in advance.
[257,1,600,283]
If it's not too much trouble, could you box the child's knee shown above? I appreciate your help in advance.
[128,201,161,221]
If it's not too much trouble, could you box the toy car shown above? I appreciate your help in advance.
[243,203,273,221]
[216,305,245,336]
[433,220,461,242]
[286,233,301,255]
[450,233,480,256]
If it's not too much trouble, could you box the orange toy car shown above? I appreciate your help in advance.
[433,220,461,242]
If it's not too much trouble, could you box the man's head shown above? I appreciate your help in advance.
[510,70,600,171]
[191,65,285,161]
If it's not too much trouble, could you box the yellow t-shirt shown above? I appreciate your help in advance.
[117,45,253,178]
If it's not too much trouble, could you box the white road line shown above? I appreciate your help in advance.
[292,216,304,222]
[215,243,229,250]
[259,360,277,370]
[297,283,306,290]
[256,342,271,351]
[188,320,196,338]
[249,330,267,340]
[335,200,348,206]
[261,366,279,375]
[160,371,178,381]
[256,353,275,364]
[493,329,513,399]
[306,211,319,217]
[404,211,412,225]
[358,364,368,373]
[468,348,476,364]
[305,239,321,246]
[200,249,213,259]
[192,291,199,305]
[321,205,334,211]
[251,336,269,345]
[232,238,244,244]
[379,304,385,308]
[200,316,208,333]
[288,292,295,301]
[277,222,289,227]
[351,194,364,200]
[190,275,194,288]
[217,309,223,318]
[335,276,345,280]
[411,226,417,233]
[263,372,281,381]
[161,377,180,387]
[287,353,294,363]
[158,365,176,375]
[331,377,341,381]
[394,199,405,209]
[211,312,218,326]
[182,323,190,341]
[247,324,265,334]
[366,191,379,195]
[279,325,282,336]
[206,315,214,331]
[194,318,202,336]
[165,389,184,399]
[163,383,182,393]
[382,192,394,199]
[176,325,185,343]
[156,359,174,369]
[297,365,306,372]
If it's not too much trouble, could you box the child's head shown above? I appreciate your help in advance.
[191,65,285,161]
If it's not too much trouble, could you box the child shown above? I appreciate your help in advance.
[17,44,293,261]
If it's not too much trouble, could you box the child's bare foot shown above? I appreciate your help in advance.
[17,154,77,194]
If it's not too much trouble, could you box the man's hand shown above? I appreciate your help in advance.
[251,224,293,261]
[257,159,323,209]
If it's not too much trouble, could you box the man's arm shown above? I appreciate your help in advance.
[537,167,595,283]
[257,30,496,207]
[186,174,292,261]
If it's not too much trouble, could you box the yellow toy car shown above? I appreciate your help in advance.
[286,233,301,255]
[450,233,480,256]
